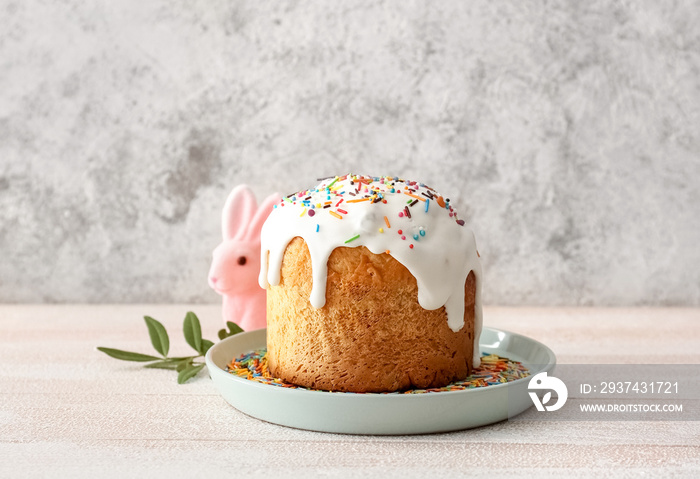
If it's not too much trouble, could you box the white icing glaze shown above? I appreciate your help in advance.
[259,175,483,367]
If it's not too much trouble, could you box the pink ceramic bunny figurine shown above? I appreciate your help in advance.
[208,185,281,331]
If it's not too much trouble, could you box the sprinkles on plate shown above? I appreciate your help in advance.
[225,349,530,394]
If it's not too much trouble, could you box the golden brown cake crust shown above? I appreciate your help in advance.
[265,236,476,393]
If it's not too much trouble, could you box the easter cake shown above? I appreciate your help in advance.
[258,174,482,393]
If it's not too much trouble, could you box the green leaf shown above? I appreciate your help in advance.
[165,356,197,362]
[218,321,244,340]
[226,321,244,335]
[99,310,213,385]
[143,359,180,370]
[177,363,205,384]
[143,316,169,357]
[97,347,160,362]
[200,339,214,354]
[183,312,202,353]
[176,358,193,372]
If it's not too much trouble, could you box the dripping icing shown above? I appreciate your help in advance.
[259,175,483,367]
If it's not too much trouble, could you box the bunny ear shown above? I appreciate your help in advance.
[222,185,258,240]
[244,192,282,242]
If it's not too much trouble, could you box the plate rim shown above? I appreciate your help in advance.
[205,326,557,434]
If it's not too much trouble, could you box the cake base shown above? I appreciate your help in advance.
[266,237,476,393]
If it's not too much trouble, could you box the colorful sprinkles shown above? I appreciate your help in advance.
[275,174,467,253]
[345,234,360,244]
[226,349,530,394]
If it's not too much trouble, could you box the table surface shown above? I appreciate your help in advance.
[2,305,699,477]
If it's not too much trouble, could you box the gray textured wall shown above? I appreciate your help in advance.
[1,0,698,305]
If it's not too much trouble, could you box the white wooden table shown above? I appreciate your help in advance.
[2,305,699,477]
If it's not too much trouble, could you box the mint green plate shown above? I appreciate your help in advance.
[205,327,556,435]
